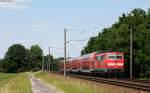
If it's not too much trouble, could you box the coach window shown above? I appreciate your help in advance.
[101,56,104,60]
[96,56,104,62]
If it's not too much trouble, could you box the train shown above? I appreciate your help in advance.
[59,51,125,77]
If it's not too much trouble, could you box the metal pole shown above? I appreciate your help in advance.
[130,28,133,79]
[64,28,67,80]
[47,60,48,72]
[42,55,44,71]
[84,49,86,55]
[49,47,51,72]
[57,62,59,72]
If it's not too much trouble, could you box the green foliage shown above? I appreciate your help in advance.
[1,44,44,73]
[2,44,29,73]
[81,37,96,55]
[43,55,60,71]
[81,8,150,78]
[29,45,43,71]
[52,57,64,71]
[0,59,2,72]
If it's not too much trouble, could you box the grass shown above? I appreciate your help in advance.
[139,77,150,80]
[0,73,32,93]
[0,73,17,88]
[35,72,108,93]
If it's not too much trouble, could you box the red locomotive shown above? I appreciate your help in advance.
[59,51,124,76]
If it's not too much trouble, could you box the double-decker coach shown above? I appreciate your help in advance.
[59,51,124,76]
[59,59,71,72]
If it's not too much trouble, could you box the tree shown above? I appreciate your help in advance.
[43,55,58,71]
[3,44,29,73]
[29,45,43,71]
[81,8,150,78]
[81,37,96,55]
[54,57,64,71]
[0,59,2,72]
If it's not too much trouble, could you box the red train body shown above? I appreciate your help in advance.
[59,52,124,76]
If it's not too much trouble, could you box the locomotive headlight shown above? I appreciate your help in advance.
[107,63,123,66]
[108,63,115,66]
[116,63,123,66]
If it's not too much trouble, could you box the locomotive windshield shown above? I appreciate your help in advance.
[116,55,122,60]
[108,54,123,60]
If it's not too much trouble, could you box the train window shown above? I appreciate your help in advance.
[96,56,104,62]
[101,56,104,60]
[116,56,122,60]
[108,54,123,60]
[96,56,101,61]
[108,56,115,60]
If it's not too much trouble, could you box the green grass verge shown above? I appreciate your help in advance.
[0,73,32,93]
[35,72,108,93]
[139,77,150,80]
[0,73,17,87]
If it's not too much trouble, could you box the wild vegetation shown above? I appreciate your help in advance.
[36,72,142,93]
[35,72,109,93]
[81,8,150,78]
[0,73,32,93]
[0,73,16,88]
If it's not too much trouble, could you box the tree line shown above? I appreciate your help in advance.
[0,44,59,73]
[81,8,150,78]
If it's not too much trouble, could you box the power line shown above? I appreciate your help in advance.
[69,44,83,52]
[67,39,89,44]
[48,0,144,59]
[68,0,144,42]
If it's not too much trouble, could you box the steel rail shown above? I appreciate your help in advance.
[68,74,150,91]
[50,72,150,91]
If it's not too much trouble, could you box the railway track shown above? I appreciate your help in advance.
[119,78,150,84]
[51,72,150,91]
[69,74,150,91]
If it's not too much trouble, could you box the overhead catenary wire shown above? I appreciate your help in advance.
[64,0,145,63]
[68,0,144,42]
[48,0,144,59]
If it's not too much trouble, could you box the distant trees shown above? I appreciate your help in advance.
[81,8,150,78]
[43,54,53,71]
[52,57,64,71]
[2,44,29,72]
[43,55,61,71]
[0,59,3,72]
[0,43,60,73]
[1,44,44,73]
[29,45,43,71]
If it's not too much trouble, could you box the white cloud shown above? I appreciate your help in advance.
[32,20,54,29]
[0,0,31,9]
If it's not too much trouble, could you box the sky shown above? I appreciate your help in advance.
[0,0,150,58]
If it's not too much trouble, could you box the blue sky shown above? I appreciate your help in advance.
[0,0,150,58]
